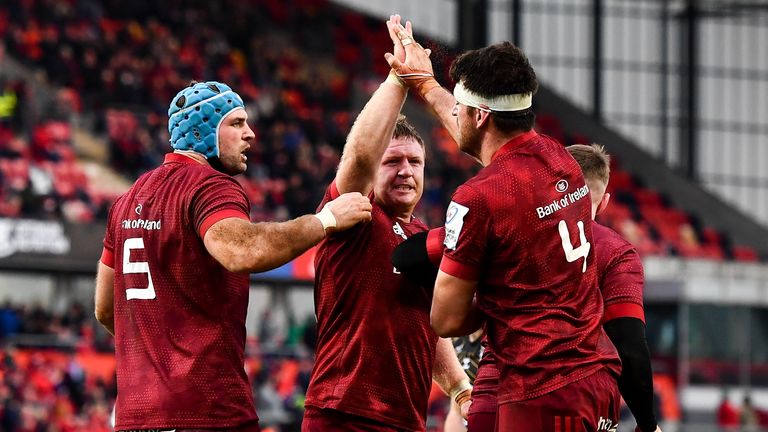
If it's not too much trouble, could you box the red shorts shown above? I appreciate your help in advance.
[470,359,499,414]
[302,407,412,432]
[467,411,496,432]
[496,368,620,432]
[467,357,499,432]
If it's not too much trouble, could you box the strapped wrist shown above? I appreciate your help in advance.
[449,378,473,406]
[416,77,441,99]
[313,204,337,235]
[385,70,406,88]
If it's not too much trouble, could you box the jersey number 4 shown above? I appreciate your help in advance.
[123,237,156,300]
[558,220,590,273]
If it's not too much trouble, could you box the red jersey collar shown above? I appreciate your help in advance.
[164,152,206,165]
[490,129,539,163]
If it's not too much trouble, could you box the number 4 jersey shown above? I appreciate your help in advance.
[439,130,621,405]
[100,153,257,430]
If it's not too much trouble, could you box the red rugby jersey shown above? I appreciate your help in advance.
[593,222,646,323]
[470,224,645,413]
[305,182,438,431]
[102,153,256,430]
[439,130,620,404]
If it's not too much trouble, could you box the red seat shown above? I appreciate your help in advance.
[733,246,759,262]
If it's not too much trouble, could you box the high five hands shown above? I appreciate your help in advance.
[384,15,440,99]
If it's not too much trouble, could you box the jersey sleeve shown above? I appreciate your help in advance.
[190,175,250,239]
[101,195,123,268]
[602,243,645,323]
[439,184,491,281]
[316,180,340,212]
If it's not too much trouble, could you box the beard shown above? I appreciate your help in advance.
[458,120,483,160]
[210,155,246,176]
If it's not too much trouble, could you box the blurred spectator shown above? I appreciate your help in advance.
[0,301,21,338]
[717,390,740,431]
[742,395,760,431]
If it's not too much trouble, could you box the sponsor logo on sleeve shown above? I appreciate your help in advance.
[444,201,469,250]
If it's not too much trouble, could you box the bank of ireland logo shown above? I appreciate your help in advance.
[135,204,143,215]
[555,179,569,193]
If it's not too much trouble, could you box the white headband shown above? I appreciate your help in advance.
[453,82,532,113]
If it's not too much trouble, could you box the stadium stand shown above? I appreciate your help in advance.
[1,0,762,260]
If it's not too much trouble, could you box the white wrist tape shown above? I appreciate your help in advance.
[449,378,473,404]
[385,71,406,88]
[314,204,337,233]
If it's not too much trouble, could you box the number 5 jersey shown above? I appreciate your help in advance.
[101,153,257,430]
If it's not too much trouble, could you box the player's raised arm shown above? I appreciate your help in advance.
[384,22,460,145]
[334,16,411,195]
[203,191,372,273]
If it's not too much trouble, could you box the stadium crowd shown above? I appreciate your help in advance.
[0,299,451,432]
[0,0,761,261]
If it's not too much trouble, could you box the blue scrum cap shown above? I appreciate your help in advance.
[167,81,245,159]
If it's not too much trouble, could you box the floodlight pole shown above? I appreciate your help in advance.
[679,0,699,181]
[592,0,603,120]
[458,0,488,50]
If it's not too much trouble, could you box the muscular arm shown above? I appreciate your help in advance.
[204,215,326,274]
[604,317,658,432]
[94,262,115,335]
[432,337,468,393]
[335,77,408,195]
[433,336,472,417]
[431,270,483,337]
[423,86,460,144]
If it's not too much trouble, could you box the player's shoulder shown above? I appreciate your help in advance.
[593,222,627,244]
[455,167,496,198]
[182,165,244,196]
[593,222,638,257]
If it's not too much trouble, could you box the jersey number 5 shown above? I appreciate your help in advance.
[558,220,590,273]
[123,237,157,300]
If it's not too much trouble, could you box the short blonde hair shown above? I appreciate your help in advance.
[567,143,610,185]
[393,114,425,149]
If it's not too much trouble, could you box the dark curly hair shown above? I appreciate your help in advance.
[449,42,538,133]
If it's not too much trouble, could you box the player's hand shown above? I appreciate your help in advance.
[324,192,372,231]
[459,399,471,420]
[386,14,411,64]
[384,19,438,99]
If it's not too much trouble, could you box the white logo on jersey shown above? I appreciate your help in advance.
[444,201,469,251]
[135,203,143,215]
[555,179,569,193]
[597,417,618,432]
[392,222,407,240]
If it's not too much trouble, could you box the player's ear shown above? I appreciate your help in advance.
[476,109,490,128]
